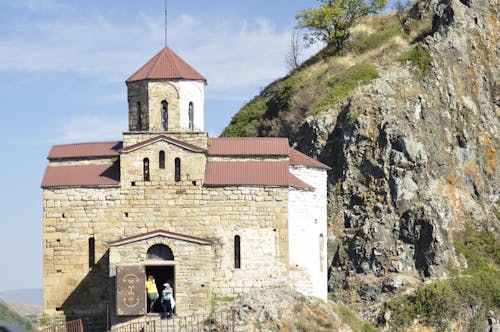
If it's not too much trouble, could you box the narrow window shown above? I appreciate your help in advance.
[188,102,194,131]
[143,158,150,181]
[159,151,165,169]
[162,100,168,131]
[137,101,142,130]
[234,235,241,269]
[319,233,325,272]
[174,158,181,182]
[89,237,95,268]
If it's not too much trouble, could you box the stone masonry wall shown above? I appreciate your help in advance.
[177,80,205,132]
[147,81,181,132]
[109,235,213,326]
[120,140,206,185]
[288,166,328,301]
[127,81,149,131]
[127,80,204,134]
[43,181,289,328]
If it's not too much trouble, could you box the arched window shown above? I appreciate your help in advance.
[137,101,142,130]
[162,100,168,131]
[143,158,150,181]
[234,235,241,269]
[147,244,174,260]
[89,237,95,268]
[188,102,194,131]
[159,151,165,169]
[175,158,181,182]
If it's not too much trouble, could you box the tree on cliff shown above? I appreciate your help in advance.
[296,0,387,51]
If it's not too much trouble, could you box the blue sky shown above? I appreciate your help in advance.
[0,0,394,292]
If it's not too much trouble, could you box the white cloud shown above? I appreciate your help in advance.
[0,3,322,103]
[0,0,67,12]
[53,115,127,143]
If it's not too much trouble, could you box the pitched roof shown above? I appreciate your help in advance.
[48,141,122,160]
[127,47,206,83]
[204,160,312,189]
[41,163,120,188]
[109,229,212,246]
[121,135,205,154]
[289,148,331,170]
[208,138,290,156]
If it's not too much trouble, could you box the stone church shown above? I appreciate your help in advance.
[41,47,329,330]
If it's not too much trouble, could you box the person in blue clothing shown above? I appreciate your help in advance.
[160,283,175,319]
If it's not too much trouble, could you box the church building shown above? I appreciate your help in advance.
[41,47,330,330]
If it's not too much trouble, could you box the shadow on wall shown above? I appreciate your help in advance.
[59,252,110,332]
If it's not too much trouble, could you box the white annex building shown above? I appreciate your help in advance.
[41,47,330,331]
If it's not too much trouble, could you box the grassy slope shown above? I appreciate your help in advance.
[0,300,35,332]
[221,13,409,138]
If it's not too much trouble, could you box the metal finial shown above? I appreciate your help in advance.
[164,0,168,47]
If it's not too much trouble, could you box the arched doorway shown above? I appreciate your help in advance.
[145,244,175,314]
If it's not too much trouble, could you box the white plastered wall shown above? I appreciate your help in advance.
[288,166,328,301]
[178,80,205,132]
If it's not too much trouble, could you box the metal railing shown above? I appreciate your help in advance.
[38,319,83,332]
[109,311,235,332]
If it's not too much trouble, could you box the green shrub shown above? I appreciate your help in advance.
[349,108,363,125]
[221,97,267,137]
[387,227,500,330]
[316,63,378,113]
[335,304,377,332]
[264,78,297,119]
[398,43,432,73]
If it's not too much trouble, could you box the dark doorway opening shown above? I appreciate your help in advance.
[145,265,175,313]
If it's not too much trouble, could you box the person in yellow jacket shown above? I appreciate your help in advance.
[145,275,159,313]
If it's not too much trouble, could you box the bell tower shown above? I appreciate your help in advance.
[124,47,208,148]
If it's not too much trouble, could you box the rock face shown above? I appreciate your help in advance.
[223,287,352,332]
[303,0,499,316]
[222,0,498,324]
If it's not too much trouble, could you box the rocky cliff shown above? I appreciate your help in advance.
[223,0,498,328]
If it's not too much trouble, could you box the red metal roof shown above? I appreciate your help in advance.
[121,135,205,153]
[288,173,314,189]
[289,148,331,170]
[208,138,290,156]
[127,47,206,83]
[204,160,311,189]
[41,164,120,188]
[48,141,122,160]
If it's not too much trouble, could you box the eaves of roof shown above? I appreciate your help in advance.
[109,229,212,246]
[121,135,206,154]
[289,148,331,170]
[48,141,122,160]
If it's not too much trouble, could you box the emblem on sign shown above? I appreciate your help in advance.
[122,273,140,308]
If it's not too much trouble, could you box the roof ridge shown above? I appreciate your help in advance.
[166,48,182,77]
[146,48,165,78]
[53,140,121,147]
[121,134,205,153]
[127,48,162,81]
